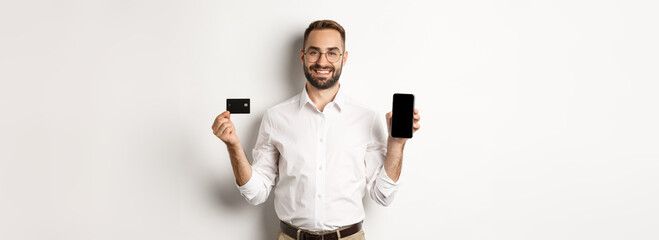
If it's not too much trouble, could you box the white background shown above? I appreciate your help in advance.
[1,0,658,239]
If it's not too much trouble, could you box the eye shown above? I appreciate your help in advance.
[308,50,319,55]
[328,51,338,56]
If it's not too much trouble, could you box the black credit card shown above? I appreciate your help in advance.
[391,93,414,138]
[226,98,250,114]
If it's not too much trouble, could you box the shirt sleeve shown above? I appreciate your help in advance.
[236,109,279,206]
[364,111,400,207]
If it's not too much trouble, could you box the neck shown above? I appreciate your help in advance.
[306,82,340,112]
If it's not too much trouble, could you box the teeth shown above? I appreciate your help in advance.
[317,70,330,74]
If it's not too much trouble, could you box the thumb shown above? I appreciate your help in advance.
[385,112,392,126]
[222,110,231,118]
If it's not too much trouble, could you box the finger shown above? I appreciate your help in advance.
[385,112,392,126]
[212,120,220,134]
[213,112,229,125]
[212,117,229,133]
[220,125,232,137]
[414,114,420,120]
[217,117,229,124]
[212,116,221,130]
[414,108,419,114]
[413,123,420,131]
[219,111,231,121]
[224,122,235,135]
[216,126,225,138]
[218,122,229,137]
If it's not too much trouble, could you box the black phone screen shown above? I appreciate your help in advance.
[391,93,414,138]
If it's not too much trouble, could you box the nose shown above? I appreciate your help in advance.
[317,52,331,65]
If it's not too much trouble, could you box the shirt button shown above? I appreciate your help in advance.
[319,138,324,142]
[318,166,323,171]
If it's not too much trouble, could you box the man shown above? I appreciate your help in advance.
[211,20,421,240]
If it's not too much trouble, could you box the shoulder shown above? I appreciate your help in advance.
[343,95,380,119]
[263,93,300,119]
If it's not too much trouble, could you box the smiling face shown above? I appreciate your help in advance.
[301,29,348,90]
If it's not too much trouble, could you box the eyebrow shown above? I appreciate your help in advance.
[307,46,341,51]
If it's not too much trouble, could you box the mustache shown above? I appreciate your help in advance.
[310,64,335,71]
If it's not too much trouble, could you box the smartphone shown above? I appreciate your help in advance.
[391,93,414,138]
[226,98,250,114]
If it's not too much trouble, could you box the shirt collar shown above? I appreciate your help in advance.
[298,84,345,112]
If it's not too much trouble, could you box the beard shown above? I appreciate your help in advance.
[303,62,342,90]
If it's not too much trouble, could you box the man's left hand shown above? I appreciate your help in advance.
[385,108,421,146]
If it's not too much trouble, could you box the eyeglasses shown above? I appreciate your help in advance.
[303,49,344,63]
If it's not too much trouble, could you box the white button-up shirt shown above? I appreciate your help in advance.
[237,85,400,231]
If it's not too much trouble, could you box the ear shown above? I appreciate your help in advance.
[342,51,348,65]
[300,49,305,63]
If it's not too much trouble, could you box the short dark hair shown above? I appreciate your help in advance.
[303,20,346,50]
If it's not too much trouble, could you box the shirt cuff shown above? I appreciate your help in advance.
[375,165,400,198]
[236,169,261,201]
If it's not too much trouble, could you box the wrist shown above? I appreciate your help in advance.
[387,137,406,149]
[226,141,242,151]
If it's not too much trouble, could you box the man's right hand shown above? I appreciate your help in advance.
[211,111,252,186]
[212,111,239,146]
